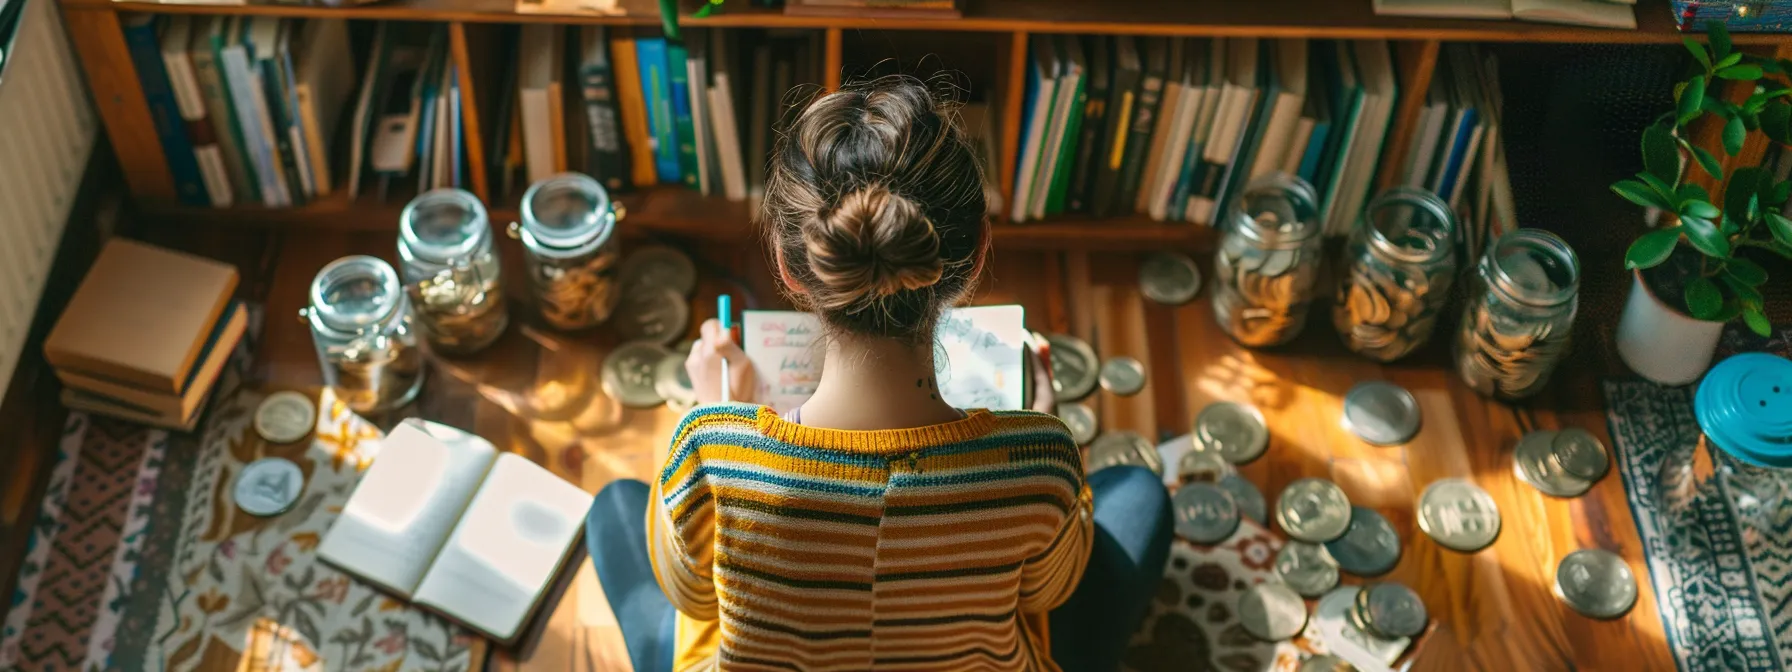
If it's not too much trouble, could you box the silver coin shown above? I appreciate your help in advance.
[1173,483,1241,544]
[1316,586,1411,663]
[1299,654,1355,672]
[1195,401,1270,464]
[1341,381,1421,446]
[255,391,316,444]
[1550,428,1610,483]
[1098,357,1146,396]
[1219,474,1268,524]
[1361,582,1428,639]
[233,457,305,517]
[1177,449,1233,483]
[1418,478,1502,553]
[1046,334,1100,402]
[612,286,690,345]
[1259,249,1296,277]
[1056,402,1099,445]
[1237,582,1309,642]
[1324,506,1402,577]
[1139,252,1202,305]
[653,349,697,411]
[1275,541,1341,598]
[1513,429,1593,498]
[1276,478,1352,543]
[602,341,673,408]
[1087,431,1162,475]
[619,244,698,297]
[1554,549,1638,619]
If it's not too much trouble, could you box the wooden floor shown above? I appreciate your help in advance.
[140,222,1674,672]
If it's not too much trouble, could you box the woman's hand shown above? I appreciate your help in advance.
[1027,338,1056,415]
[687,318,758,405]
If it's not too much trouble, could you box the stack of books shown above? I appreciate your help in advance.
[1395,44,1513,261]
[45,240,246,431]
[1372,0,1636,30]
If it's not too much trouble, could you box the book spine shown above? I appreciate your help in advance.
[1092,69,1138,217]
[125,18,210,207]
[1168,136,1204,219]
[278,46,316,199]
[667,42,699,189]
[1116,69,1164,213]
[1045,76,1085,216]
[635,38,680,183]
[220,43,285,205]
[610,32,655,189]
[1298,121,1331,183]
[167,51,234,208]
[193,36,258,203]
[581,41,630,193]
[1065,83,1106,214]
[260,59,307,205]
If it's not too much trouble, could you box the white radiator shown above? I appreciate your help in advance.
[0,0,96,398]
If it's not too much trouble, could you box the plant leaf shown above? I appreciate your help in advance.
[1641,171,1677,200]
[1725,115,1747,155]
[1771,180,1792,206]
[1690,143,1723,179]
[1716,51,1743,70]
[1687,37,1714,70]
[1613,180,1674,210]
[1679,76,1708,126]
[1722,274,1766,307]
[1685,276,1725,319]
[1763,101,1792,145]
[1718,64,1765,80]
[1727,257,1768,285]
[1715,298,1746,322]
[1681,215,1733,257]
[1626,228,1683,269]
[1645,125,1683,182]
[1681,199,1720,219]
[1678,182,1712,204]
[1727,167,1770,221]
[1710,22,1733,60]
[1744,307,1773,336]
[1769,212,1792,246]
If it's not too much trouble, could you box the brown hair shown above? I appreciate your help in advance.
[763,76,988,343]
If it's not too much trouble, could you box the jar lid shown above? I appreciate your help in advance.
[520,172,615,257]
[308,255,402,334]
[399,188,489,264]
[1696,353,1792,468]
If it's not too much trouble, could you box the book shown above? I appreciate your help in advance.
[1065,35,1108,214]
[667,40,700,189]
[518,25,564,184]
[1092,36,1140,217]
[1188,37,1258,225]
[1248,39,1308,182]
[192,16,258,204]
[1116,37,1168,214]
[1403,74,1449,188]
[1010,37,1058,223]
[275,23,316,200]
[579,26,630,193]
[1314,40,1364,229]
[61,385,213,432]
[635,37,681,183]
[682,31,714,195]
[57,301,246,423]
[610,29,657,189]
[1222,39,1280,216]
[160,16,232,207]
[1168,38,1223,221]
[742,305,1028,413]
[960,103,1003,217]
[1325,40,1397,236]
[233,18,296,206]
[1373,0,1634,29]
[251,19,308,204]
[124,15,210,207]
[745,41,773,198]
[1042,35,1086,217]
[369,25,431,186]
[1295,85,1334,183]
[292,19,353,198]
[319,419,591,644]
[1145,39,1200,219]
[346,22,388,200]
[1440,47,1487,208]
[707,29,748,202]
[45,239,239,396]
[1135,37,1185,216]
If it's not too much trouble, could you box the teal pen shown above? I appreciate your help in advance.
[718,295,733,402]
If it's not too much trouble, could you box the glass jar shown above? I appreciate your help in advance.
[1333,187,1458,362]
[1211,173,1325,348]
[397,189,508,355]
[1453,229,1579,400]
[510,173,624,331]
[303,256,425,414]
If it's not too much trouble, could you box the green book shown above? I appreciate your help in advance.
[1045,36,1087,216]
[199,16,259,203]
[667,41,699,189]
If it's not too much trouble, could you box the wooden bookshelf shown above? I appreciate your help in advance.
[62,0,1792,248]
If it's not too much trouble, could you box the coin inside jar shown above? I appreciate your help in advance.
[1276,478,1353,543]
[1418,478,1502,553]
[1098,357,1146,396]
[1549,428,1610,483]
[233,457,305,517]
[1056,402,1099,445]
[1360,582,1428,639]
[1087,431,1162,475]
[1195,401,1270,464]
[1045,334,1100,401]
[1139,252,1203,305]
[1554,549,1638,619]
[1341,380,1422,446]
[1275,541,1341,598]
[603,341,674,408]
[1218,474,1267,524]
[1324,506,1402,577]
[1237,582,1309,642]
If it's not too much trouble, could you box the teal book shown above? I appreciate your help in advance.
[635,37,680,183]
[667,41,698,189]
[1045,37,1086,216]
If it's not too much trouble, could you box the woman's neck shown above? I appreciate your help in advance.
[796,333,965,431]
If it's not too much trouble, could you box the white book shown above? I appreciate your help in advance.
[1189,37,1257,225]
[1511,0,1635,28]
[1149,40,1203,221]
[293,19,353,197]
[1176,39,1225,222]
[1248,39,1308,181]
[160,16,233,207]
[708,37,748,202]
[1372,0,1512,19]
[518,25,562,184]
[743,305,1029,414]
[1029,37,1075,220]
[686,30,714,196]
[1010,39,1059,223]
[346,24,386,200]
[226,17,292,207]
[1404,78,1448,188]
[319,419,590,644]
[1137,38,1186,215]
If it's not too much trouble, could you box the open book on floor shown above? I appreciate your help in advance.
[740,305,1032,413]
[318,419,591,644]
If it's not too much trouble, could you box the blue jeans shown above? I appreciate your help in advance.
[585,466,1173,672]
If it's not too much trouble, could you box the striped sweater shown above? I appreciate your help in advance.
[647,403,1093,672]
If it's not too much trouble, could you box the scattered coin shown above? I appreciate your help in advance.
[1056,402,1099,445]
[1316,586,1411,665]
[1177,449,1233,483]
[1173,483,1241,544]
[1341,381,1422,446]
[619,244,698,297]
[1195,401,1270,464]
[1219,474,1268,524]
[1139,252,1203,305]
[1238,582,1309,642]
[654,349,697,413]
[234,457,305,517]
[1087,431,1163,475]
[1550,428,1610,483]
[1276,478,1352,543]
[1554,549,1638,619]
[1325,506,1402,577]
[1417,478,1501,552]
[603,341,674,408]
[1098,357,1147,396]
[1360,582,1428,639]
[255,391,316,444]
[1046,334,1100,401]
[612,286,691,345]
[1275,541,1342,598]
[1299,654,1355,672]
[1514,429,1594,498]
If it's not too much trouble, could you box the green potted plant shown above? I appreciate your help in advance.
[1611,23,1792,385]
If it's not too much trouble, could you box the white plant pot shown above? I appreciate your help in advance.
[1616,270,1725,386]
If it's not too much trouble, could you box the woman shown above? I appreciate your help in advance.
[585,76,1172,672]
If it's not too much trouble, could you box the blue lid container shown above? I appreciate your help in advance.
[1695,353,1792,469]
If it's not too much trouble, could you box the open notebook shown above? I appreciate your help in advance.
[741,304,1030,413]
[318,419,591,644]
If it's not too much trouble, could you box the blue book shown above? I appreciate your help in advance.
[666,42,698,189]
[124,16,210,206]
[1297,88,1334,183]
[635,38,680,183]
[1436,109,1478,199]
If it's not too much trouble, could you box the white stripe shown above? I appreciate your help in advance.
[85,429,167,668]
[721,527,878,559]
[880,501,1065,529]
[717,507,881,540]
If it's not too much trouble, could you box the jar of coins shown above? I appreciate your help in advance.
[511,173,624,331]
[1333,187,1457,362]
[397,189,508,355]
[303,256,425,414]
[1453,229,1579,400]
[1211,173,1324,348]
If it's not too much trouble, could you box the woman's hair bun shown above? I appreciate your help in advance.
[801,184,944,311]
